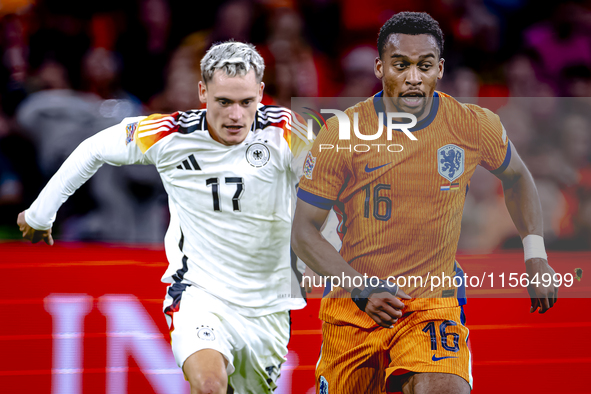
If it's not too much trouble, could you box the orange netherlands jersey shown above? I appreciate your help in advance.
[297,91,510,328]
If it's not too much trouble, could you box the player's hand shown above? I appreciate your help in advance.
[365,288,411,328]
[17,211,54,245]
[525,258,558,314]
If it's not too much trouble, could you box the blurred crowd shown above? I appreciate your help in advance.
[0,0,590,250]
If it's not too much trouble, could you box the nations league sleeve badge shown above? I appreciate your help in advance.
[246,143,270,168]
[125,122,138,145]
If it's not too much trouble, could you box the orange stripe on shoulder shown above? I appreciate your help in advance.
[283,127,291,148]
[135,112,180,153]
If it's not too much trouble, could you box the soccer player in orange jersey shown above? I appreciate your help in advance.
[292,12,558,394]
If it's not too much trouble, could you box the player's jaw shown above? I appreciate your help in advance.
[219,107,252,144]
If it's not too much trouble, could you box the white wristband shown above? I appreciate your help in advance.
[523,234,547,262]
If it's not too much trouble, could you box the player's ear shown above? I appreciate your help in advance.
[258,82,265,103]
[198,80,207,104]
[374,57,383,80]
[438,57,445,80]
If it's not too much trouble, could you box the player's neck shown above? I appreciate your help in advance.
[207,124,223,145]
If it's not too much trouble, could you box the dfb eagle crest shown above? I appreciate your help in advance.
[437,144,465,182]
[246,143,270,168]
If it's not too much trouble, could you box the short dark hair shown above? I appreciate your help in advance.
[377,12,444,58]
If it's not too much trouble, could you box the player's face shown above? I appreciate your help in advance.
[199,69,264,146]
[375,33,444,121]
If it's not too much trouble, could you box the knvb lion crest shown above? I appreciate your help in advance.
[438,144,464,182]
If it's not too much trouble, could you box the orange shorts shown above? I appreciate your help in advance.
[315,306,472,394]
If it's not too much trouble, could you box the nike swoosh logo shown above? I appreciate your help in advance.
[365,163,391,173]
[432,355,458,362]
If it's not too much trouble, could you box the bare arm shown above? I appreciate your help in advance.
[495,142,543,237]
[291,198,363,291]
[291,197,410,327]
[494,142,558,313]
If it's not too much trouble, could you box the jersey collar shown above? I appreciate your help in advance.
[373,90,440,132]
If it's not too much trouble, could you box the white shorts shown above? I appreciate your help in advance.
[163,283,290,394]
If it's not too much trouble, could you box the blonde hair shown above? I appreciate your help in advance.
[200,41,265,83]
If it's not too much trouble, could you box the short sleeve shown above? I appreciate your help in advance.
[297,116,348,210]
[476,107,511,174]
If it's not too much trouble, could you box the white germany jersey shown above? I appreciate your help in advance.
[25,104,311,317]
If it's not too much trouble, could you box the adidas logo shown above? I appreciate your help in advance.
[176,154,201,170]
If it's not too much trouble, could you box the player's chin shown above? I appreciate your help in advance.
[397,102,427,116]
[221,130,248,145]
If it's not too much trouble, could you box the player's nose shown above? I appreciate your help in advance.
[228,104,242,121]
[405,66,422,86]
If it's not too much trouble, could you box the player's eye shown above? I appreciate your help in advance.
[393,63,407,70]
[419,63,432,71]
[242,100,252,106]
[219,100,230,106]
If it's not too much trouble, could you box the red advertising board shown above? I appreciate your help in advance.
[1,242,590,393]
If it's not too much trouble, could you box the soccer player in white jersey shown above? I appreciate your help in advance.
[17,41,310,394]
